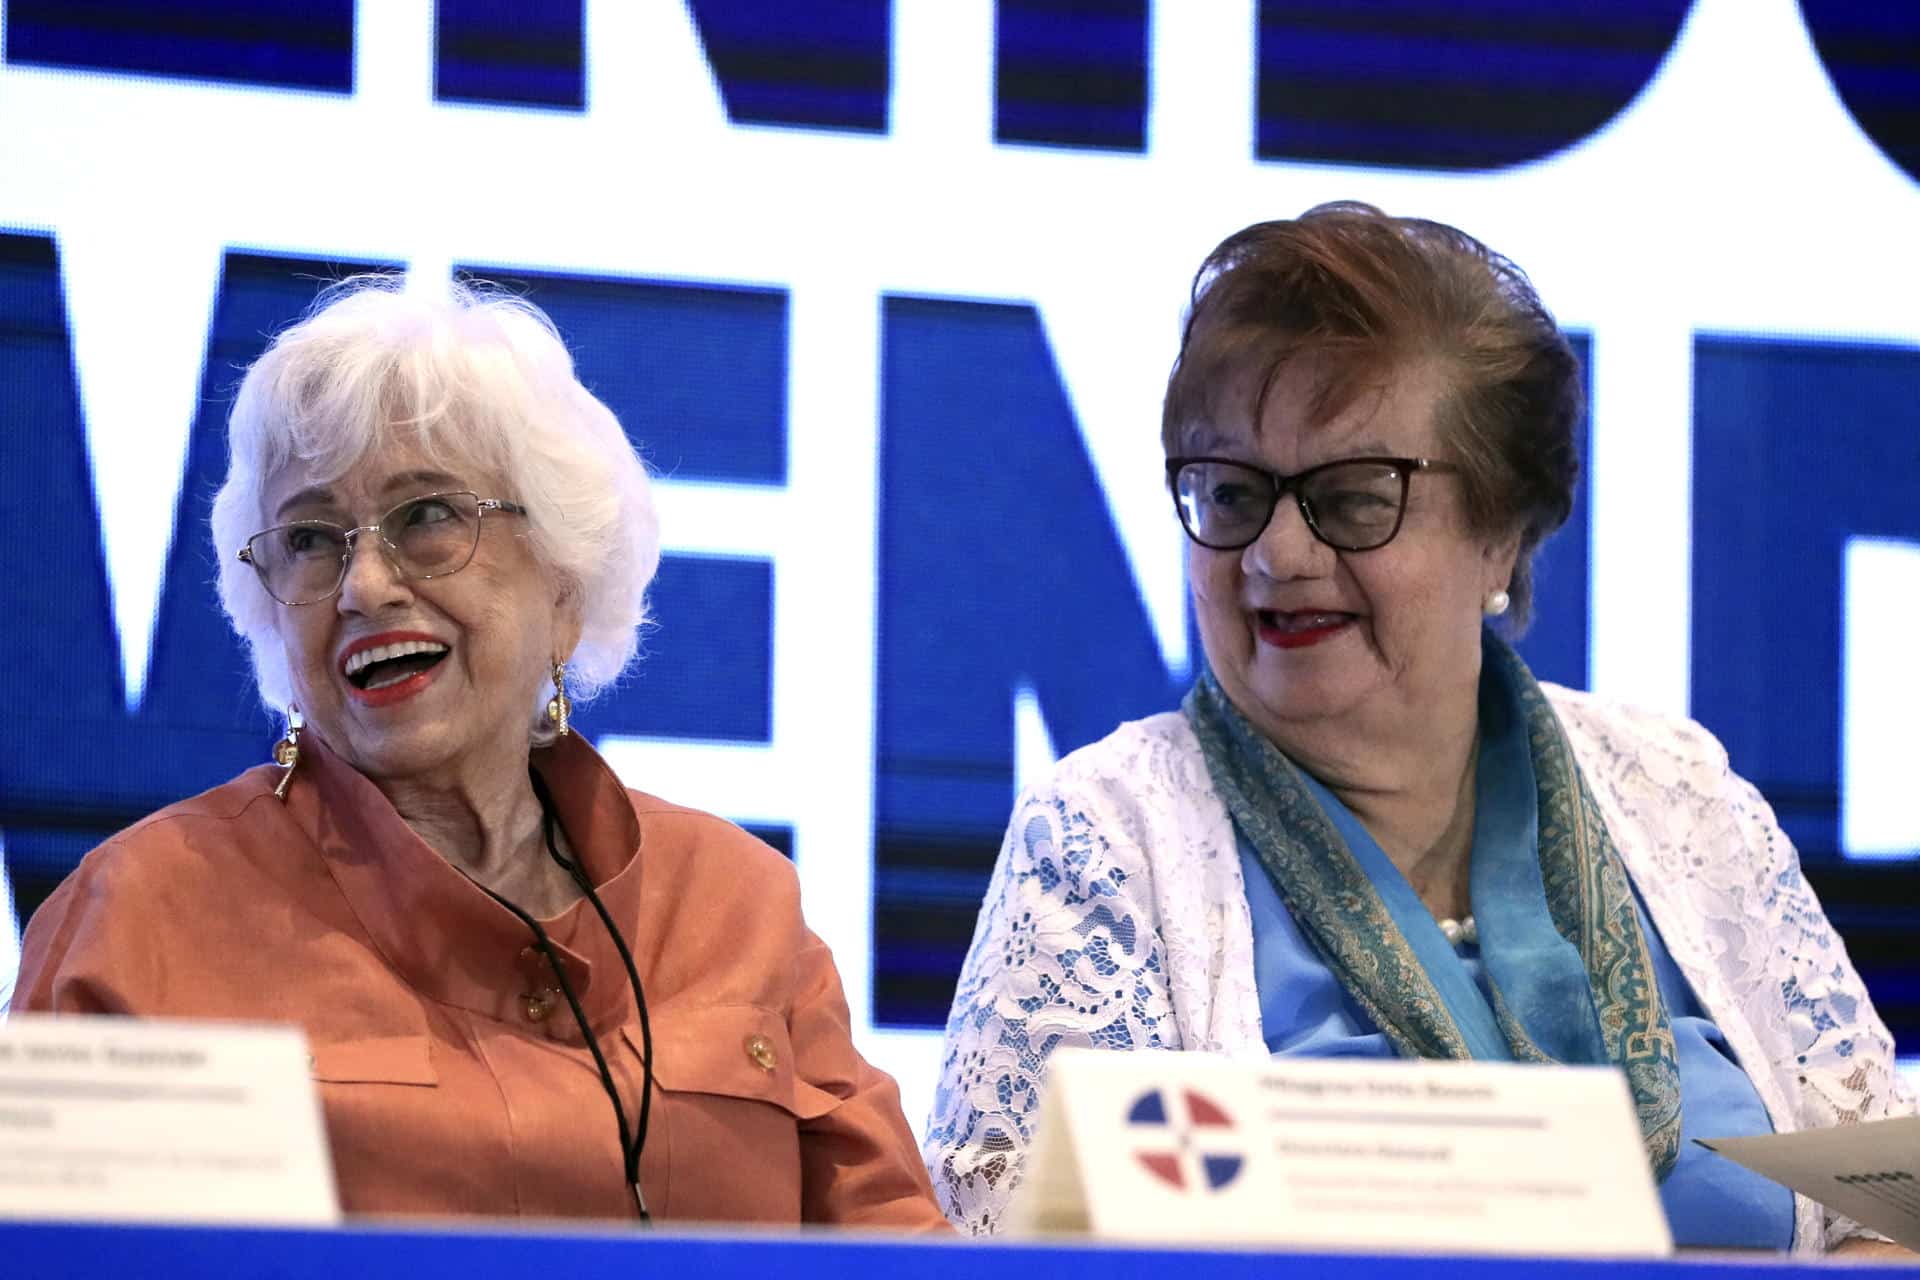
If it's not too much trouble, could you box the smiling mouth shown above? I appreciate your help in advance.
[1256,610,1355,649]
[344,640,450,691]
[1258,610,1352,632]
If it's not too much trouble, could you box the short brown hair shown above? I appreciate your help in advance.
[1162,202,1581,626]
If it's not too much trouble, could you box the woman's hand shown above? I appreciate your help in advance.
[1829,1235,1918,1261]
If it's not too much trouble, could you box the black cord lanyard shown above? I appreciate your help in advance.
[481,769,657,1222]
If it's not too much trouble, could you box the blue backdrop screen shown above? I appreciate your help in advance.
[3,1,1919,1114]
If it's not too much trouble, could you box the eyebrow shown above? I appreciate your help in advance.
[273,470,466,520]
[382,469,463,496]
[1182,427,1233,454]
[1181,438,1400,467]
[1324,440,1395,459]
[274,486,337,520]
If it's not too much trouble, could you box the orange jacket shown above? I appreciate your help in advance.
[14,733,947,1231]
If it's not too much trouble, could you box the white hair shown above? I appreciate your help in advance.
[209,274,661,727]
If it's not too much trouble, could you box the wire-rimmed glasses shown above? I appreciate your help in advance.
[237,490,529,606]
[1166,455,1460,553]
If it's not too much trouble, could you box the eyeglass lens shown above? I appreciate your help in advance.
[246,492,485,605]
[1174,460,1408,551]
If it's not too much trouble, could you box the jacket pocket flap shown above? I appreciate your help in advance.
[623,1006,835,1120]
[309,1035,437,1086]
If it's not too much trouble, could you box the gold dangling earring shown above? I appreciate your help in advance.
[545,662,572,738]
[273,706,304,800]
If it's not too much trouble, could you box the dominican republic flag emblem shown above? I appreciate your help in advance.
[1126,1088,1246,1192]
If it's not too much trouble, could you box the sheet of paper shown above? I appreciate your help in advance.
[1009,1048,1671,1257]
[0,1016,338,1225]
[1700,1117,1920,1250]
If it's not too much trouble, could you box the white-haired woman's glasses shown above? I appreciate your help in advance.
[236,490,528,607]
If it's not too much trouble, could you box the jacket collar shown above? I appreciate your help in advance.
[285,732,645,1040]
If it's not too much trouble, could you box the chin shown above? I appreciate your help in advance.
[1246,674,1371,728]
[1250,692,1337,729]
[340,725,458,780]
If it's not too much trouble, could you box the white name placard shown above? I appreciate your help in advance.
[0,1016,338,1225]
[1009,1049,1670,1258]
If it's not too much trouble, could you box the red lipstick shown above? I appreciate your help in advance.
[337,630,450,709]
[1256,611,1354,650]
[348,663,445,708]
[337,630,446,673]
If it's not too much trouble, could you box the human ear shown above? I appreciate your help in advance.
[550,574,586,660]
[1480,526,1523,595]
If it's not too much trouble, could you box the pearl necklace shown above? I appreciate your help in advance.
[1438,915,1478,947]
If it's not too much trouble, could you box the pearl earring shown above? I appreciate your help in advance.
[1483,589,1511,618]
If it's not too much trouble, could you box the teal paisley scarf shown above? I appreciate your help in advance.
[1183,633,1682,1179]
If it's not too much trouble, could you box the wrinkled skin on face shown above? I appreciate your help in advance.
[1185,360,1519,764]
[262,435,582,793]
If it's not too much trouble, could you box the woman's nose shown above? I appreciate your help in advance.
[1243,494,1333,582]
[335,533,413,614]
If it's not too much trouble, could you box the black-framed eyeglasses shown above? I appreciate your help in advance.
[1165,455,1461,553]
[237,490,529,606]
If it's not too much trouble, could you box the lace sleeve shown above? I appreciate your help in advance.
[1542,687,1918,1254]
[1722,772,1918,1249]
[921,784,1178,1234]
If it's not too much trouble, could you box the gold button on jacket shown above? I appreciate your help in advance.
[744,1033,778,1072]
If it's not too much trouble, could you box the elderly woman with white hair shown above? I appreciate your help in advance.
[11,276,947,1230]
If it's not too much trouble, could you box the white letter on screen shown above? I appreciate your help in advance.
[1014,682,1059,797]
[0,835,19,1016]
[1844,536,1920,859]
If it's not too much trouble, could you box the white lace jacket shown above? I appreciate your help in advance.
[923,685,1913,1251]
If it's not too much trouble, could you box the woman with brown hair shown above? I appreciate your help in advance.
[924,203,1910,1253]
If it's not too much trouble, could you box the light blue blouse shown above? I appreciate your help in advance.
[1236,671,1795,1249]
